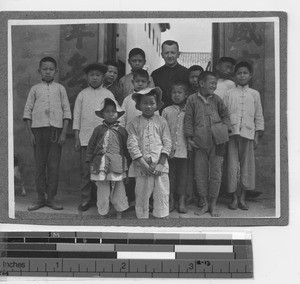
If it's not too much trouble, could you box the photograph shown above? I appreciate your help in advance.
[4,12,287,226]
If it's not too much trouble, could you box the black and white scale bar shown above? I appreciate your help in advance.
[0,258,253,274]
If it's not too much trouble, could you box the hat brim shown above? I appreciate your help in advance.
[95,110,125,119]
[95,98,125,119]
[132,87,164,111]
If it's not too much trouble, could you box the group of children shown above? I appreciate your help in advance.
[23,41,264,219]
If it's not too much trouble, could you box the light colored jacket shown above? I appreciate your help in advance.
[223,85,264,140]
[23,81,71,128]
[72,86,115,146]
[127,115,172,176]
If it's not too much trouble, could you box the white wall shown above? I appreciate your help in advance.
[125,23,164,74]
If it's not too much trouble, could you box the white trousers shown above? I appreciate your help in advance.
[135,174,169,219]
[95,180,129,215]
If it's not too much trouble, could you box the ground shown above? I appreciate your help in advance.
[14,184,275,220]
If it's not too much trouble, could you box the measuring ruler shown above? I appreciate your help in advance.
[0,231,253,278]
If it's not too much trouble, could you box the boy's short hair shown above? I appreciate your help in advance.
[198,71,217,82]
[128,48,146,59]
[218,56,236,66]
[84,62,108,74]
[171,80,189,92]
[162,40,179,51]
[104,60,119,70]
[188,65,204,74]
[132,69,149,80]
[39,57,57,68]
[234,61,253,74]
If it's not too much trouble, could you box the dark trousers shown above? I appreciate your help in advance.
[125,177,136,203]
[169,158,188,196]
[194,146,223,198]
[80,146,96,203]
[32,127,62,201]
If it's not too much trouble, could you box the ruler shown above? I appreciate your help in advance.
[0,232,253,278]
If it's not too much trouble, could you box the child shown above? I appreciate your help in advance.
[184,71,230,217]
[118,48,155,97]
[23,56,71,211]
[102,61,124,106]
[86,98,129,218]
[119,69,160,208]
[214,57,236,100]
[214,57,236,199]
[223,61,264,210]
[127,87,172,219]
[162,81,189,213]
[187,65,204,95]
[73,62,116,212]
[119,69,152,129]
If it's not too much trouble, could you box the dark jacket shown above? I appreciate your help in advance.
[184,92,230,151]
[151,63,188,109]
[86,121,129,174]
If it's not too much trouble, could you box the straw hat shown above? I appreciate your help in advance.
[95,98,125,119]
[132,87,164,111]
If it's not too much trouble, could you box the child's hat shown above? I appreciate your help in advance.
[95,98,125,119]
[132,87,164,111]
[84,62,108,74]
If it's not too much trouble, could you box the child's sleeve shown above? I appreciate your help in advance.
[254,91,264,132]
[60,86,72,120]
[160,117,172,156]
[85,128,98,163]
[118,98,127,128]
[183,96,194,138]
[127,120,143,160]
[217,97,231,129]
[149,76,155,88]
[23,86,36,121]
[72,92,83,130]
[121,127,131,163]
[161,108,167,120]
[118,76,125,95]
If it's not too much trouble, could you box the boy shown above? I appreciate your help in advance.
[73,62,116,212]
[214,57,236,100]
[184,71,230,217]
[23,56,71,211]
[127,87,172,219]
[119,69,158,208]
[162,81,189,213]
[119,69,153,129]
[187,65,204,95]
[151,40,188,110]
[214,57,236,199]
[118,48,155,98]
[223,61,264,210]
[86,98,129,219]
[102,61,124,106]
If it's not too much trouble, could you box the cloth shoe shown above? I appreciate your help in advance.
[46,200,63,210]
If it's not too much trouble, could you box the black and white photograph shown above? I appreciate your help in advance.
[5,13,286,227]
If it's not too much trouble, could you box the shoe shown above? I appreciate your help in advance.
[28,200,46,211]
[246,190,262,199]
[78,202,90,211]
[228,201,238,210]
[46,200,63,210]
[238,201,249,210]
[178,206,188,213]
